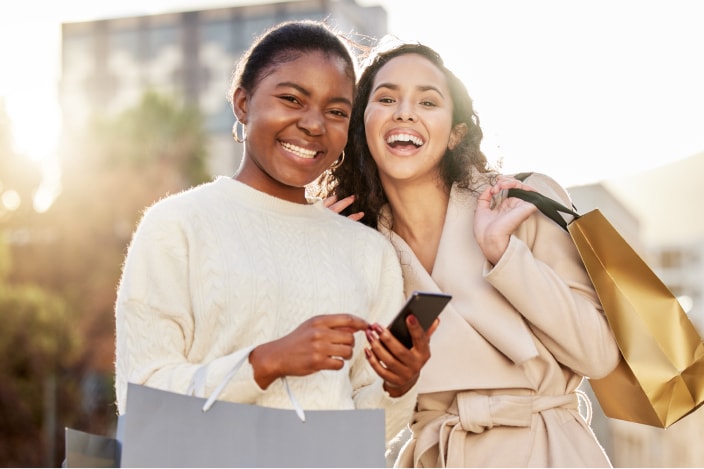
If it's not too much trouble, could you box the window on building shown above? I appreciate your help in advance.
[659,249,683,269]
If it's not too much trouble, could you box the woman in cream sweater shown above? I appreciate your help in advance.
[115,21,435,451]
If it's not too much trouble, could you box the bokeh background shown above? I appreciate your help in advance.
[1,0,703,466]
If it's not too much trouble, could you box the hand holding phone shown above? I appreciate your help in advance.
[388,291,451,348]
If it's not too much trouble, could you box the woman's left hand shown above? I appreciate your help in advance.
[474,176,538,265]
[364,315,438,397]
[324,194,364,222]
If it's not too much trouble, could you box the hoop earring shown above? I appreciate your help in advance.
[328,151,345,170]
[232,121,247,143]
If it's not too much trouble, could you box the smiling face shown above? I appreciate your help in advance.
[233,50,354,203]
[364,53,460,189]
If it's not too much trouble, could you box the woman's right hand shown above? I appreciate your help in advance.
[248,314,369,389]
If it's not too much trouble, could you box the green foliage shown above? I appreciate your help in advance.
[0,281,80,467]
[67,92,211,187]
[0,284,79,378]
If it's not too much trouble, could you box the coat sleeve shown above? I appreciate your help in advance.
[483,172,620,379]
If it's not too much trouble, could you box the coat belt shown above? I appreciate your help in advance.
[410,391,579,467]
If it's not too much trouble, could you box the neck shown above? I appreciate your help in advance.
[383,178,450,243]
[233,169,308,205]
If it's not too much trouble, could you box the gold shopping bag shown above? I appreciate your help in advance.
[508,187,704,428]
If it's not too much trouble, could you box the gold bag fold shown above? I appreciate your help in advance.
[567,209,704,428]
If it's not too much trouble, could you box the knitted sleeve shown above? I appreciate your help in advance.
[114,200,263,415]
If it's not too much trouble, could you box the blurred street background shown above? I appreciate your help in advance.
[0,0,703,466]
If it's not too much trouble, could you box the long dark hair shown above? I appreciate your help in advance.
[329,41,491,228]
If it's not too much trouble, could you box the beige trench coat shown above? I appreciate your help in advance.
[383,173,620,467]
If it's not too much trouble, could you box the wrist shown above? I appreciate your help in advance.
[249,343,279,390]
[483,237,509,266]
[383,376,417,398]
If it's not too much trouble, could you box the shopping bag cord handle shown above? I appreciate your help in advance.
[198,346,307,422]
[283,377,306,422]
[201,347,252,412]
[507,188,580,231]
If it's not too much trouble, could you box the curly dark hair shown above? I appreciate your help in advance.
[326,41,492,228]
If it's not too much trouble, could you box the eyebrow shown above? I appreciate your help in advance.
[372,82,446,99]
[276,81,353,107]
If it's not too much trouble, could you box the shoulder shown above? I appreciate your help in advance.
[321,208,398,254]
[135,180,217,235]
[145,179,217,215]
[332,209,392,241]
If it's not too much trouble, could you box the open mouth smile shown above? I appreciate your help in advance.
[280,141,319,159]
[386,133,424,148]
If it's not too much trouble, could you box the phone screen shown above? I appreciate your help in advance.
[388,291,452,348]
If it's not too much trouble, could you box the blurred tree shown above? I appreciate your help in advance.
[13,91,210,362]
[0,240,81,467]
[4,91,211,466]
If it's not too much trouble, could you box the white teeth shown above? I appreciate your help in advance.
[386,133,424,146]
[281,142,317,158]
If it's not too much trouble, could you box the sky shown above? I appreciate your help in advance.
[1,0,703,189]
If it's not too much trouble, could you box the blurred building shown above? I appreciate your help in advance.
[568,176,704,468]
[568,182,644,253]
[59,0,387,176]
[651,240,704,335]
[604,150,704,337]
[601,153,704,468]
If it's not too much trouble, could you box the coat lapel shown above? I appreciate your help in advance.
[379,185,539,392]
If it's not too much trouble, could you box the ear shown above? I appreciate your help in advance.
[448,123,468,150]
[232,87,249,124]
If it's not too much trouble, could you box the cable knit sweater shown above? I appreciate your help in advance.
[114,176,416,443]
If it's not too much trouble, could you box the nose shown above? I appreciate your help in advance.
[297,109,325,135]
[393,103,416,122]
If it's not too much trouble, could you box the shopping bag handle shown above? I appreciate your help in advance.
[188,345,307,422]
[507,188,581,231]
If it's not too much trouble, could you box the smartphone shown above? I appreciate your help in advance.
[387,291,452,348]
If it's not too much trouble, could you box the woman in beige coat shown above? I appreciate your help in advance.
[329,41,621,467]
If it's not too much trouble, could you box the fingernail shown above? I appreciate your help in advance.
[408,315,417,326]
